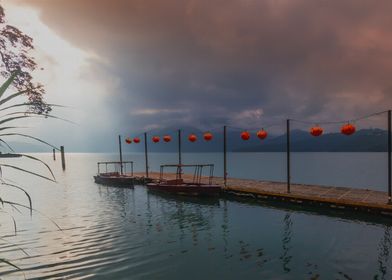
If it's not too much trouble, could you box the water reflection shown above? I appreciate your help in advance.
[375,225,392,279]
[280,213,293,273]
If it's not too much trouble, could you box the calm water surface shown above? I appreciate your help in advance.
[0,153,390,279]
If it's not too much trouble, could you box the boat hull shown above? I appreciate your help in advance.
[146,183,221,196]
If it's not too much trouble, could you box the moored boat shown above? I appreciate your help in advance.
[94,161,137,187]
[146,164,221,196]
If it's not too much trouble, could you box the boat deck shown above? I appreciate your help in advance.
[134,172,392,216]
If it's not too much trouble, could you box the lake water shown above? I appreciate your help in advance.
[0,152,391,279]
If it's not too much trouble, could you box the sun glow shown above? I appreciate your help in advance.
[0,1,119,149]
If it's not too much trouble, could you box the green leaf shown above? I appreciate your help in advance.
[0,133,59,151]
[19,154,56,180]
[0,111,76,124]
[0,70,19,100]
[3,200,63,231]
[0,257,20,270]
[0,102,66,113]
[1,180,33,216]
[0,89,28,106]
[0,164,56,182]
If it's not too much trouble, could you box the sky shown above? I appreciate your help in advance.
[2,0,392,151]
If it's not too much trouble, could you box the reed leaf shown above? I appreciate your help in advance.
[0,115,30,126]
[0,139,14,152]
[0,164,56,182]
[0,70,19,100]
[2,200,62,231]
[0,103,66,113]
[1,180,33,216]
[0,126,28,132]
[0,258,20,270]
[0,90,28,107]
[0,236,29,256]
[0,133,58,151]
[0,111,76,125]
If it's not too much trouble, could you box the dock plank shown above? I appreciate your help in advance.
[134,172,392,216]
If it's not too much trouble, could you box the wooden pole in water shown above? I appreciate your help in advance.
[388,110,391,204]
[53,148,56,161]
[286,119,291,193]
[60,146,66,170]
[178,129,182,165]
[223,125,227,187]
[118,135,123,175]
[178,129,182,179]
[144,132,149,178]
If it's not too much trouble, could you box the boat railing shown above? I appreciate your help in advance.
[97,161,134,176]
[159,164,214,185]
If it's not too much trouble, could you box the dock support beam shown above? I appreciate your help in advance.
[60,146,66,171]
[286,119,291,193]
[223,125,227,187]
[118,135,123,175]
[388,110,391,204]
[144,132,149,178]
[53,148,56,161]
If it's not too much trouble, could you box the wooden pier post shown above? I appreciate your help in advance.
[118,135,123,175]
[60,146,66,170]
[388,110,391,204]
[223,125,227,187]
[178,129,182,179]
[144,132,149,178]
[178,129,182,165]
[286,119,291,193]
[53,148,56,161]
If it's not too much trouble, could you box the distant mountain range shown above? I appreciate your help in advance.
[124,128,389,153]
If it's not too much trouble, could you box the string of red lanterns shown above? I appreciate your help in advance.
[125,123,358,144]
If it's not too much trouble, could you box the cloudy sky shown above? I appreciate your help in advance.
[2,0,392,151]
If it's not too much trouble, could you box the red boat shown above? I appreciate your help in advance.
[147,164,221,196]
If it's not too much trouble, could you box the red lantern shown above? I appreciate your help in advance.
[256,129,268,140]
[133,137,140,143]
[241,131,250,141]
[163,135,172,142]
[341,123,356,135]
[310,126,323,137]
[203,132,213,141]
[152,136,160,143]
[188,134,197,142]
[125,137,132,144]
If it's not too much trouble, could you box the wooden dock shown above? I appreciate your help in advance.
[134,172,392,217]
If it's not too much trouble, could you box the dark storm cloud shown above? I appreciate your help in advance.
[16,0,392,132]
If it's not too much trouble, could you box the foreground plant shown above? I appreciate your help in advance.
[0,72,63,273]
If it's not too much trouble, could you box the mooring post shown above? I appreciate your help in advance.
[53,148,56,161]
[60,146,66,171]
[223,125,227,187]
[286,119,291,193]
[178,129,182,179]
[118,135,123,175]
[388,110,391,204]
[144,132,149,178]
